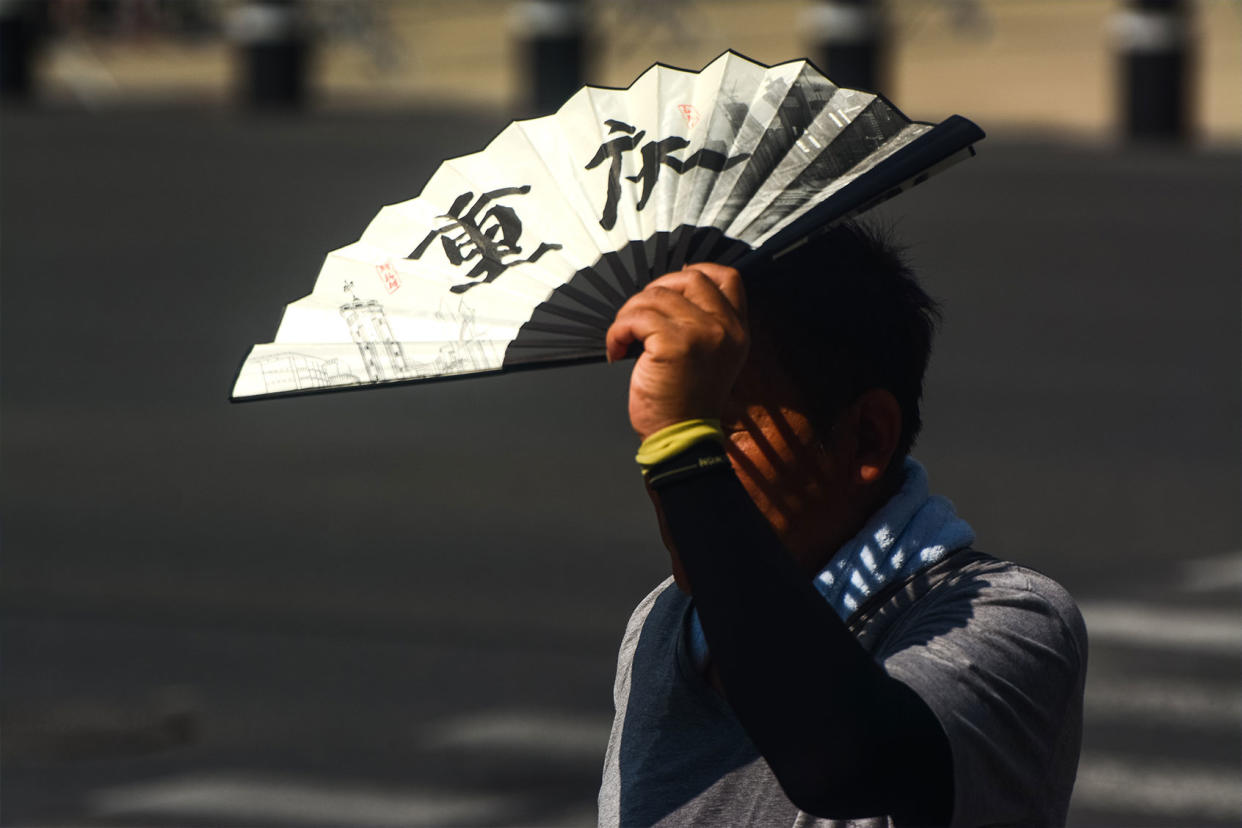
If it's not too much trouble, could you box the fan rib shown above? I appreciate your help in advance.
[719,87,863,239]
[730,97,901,243]
[623,238,647,296]
[740,117,919,245]
[534,299,611,332]
[649,230,671,279]
[671,53,755,241]
[666,224,696,272]
[505,337,602,352]
[575,264,628,308]
[517,319,606,341]
[698,64,838,235]
[548,279,617,321]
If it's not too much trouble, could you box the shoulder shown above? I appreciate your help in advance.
[614,576,685,672]
[879,552,1088,827]
[921,553,1087,664]
[881,552,1088,702]
[622,576,682,638]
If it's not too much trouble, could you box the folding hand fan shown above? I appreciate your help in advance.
[231,51,983,400]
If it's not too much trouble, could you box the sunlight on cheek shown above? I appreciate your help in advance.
[726,440,795,535]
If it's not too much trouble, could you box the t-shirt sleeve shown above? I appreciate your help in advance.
[876,567,1088,828]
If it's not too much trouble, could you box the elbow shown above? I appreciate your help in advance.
[783,783,873,822]
[781,780,832,819]
[773,756,873,820]
[782,776,950,826]
[784,785,841,821]
[771,740,952,824]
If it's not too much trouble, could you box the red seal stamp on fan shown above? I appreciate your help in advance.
[677,104,700,128]
[376,261,401,294]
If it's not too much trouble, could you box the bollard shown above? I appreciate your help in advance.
[512,0,585,116]
[227,0,309,109]
[0,0,43,102]
[1113,0,1191,142]
[801,0,887,95]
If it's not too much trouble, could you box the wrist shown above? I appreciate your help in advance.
[636,418,727,470]
[642,437,732,490]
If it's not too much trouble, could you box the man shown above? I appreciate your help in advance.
[597,224,1087,827]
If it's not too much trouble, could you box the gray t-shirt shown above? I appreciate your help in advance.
[599,550,1087,827]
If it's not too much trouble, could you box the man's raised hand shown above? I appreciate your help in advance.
[605,264,750,440]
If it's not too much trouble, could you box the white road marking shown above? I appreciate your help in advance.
[1079,601,1242,654]
[421,710,611,758]
[1085,675,1242,727]
[88,774,518,827]
[1182,550,1242,593]
[1074,754,1242,821]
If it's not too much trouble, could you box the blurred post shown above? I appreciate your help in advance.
[0,0,43,102]
[228,0,310,109]
[802,0,887,95]
[512,0,586,116]
[1113,0,1192,142]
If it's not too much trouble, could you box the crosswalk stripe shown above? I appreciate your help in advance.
[1079,602,1242,654]
[1182,550,1242,593]
[88,774,519,827]
[1074,754,1242,821]
[1085,675,1242,726]
[421,710,611,757]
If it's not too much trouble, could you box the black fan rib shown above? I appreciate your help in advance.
[501,227,752,369]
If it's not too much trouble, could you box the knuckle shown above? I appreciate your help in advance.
[704,323,728,347]
[648,272,682,289]
[616,293,645,316]
[685,320,728,354]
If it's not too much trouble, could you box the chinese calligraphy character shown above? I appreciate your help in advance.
[375,262,401,294]
[409,185,562,294]
[585,119,751,230]
[583,120,646,232]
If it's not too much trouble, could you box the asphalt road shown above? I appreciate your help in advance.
[2,108,1239,826]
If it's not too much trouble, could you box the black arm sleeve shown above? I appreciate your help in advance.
[649,443,954,826]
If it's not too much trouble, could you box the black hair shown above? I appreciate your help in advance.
[747,221,940,462]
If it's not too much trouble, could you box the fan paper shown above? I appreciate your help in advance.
[232,52,981,400]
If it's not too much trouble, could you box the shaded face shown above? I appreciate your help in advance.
[718,333,855,573]
[650,325,901,593]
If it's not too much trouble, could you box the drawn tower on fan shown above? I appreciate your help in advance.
[340,298,409,382]
[435,300,500,374]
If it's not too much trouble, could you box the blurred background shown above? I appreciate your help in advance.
[2,1,1239,826]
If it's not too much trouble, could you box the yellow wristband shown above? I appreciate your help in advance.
[635,419,725,468]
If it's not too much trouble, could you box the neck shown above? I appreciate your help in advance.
[787,469,904,578]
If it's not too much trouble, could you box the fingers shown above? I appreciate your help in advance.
[609,263,751,436]
[605,303,671,362]
[605,262,747,363]
[684,262,747,323]
[605,287,705,361]
[648,264,746,327]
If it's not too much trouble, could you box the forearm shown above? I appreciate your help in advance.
[650,443,953,825]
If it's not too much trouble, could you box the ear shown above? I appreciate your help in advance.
[851,389,902,485]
